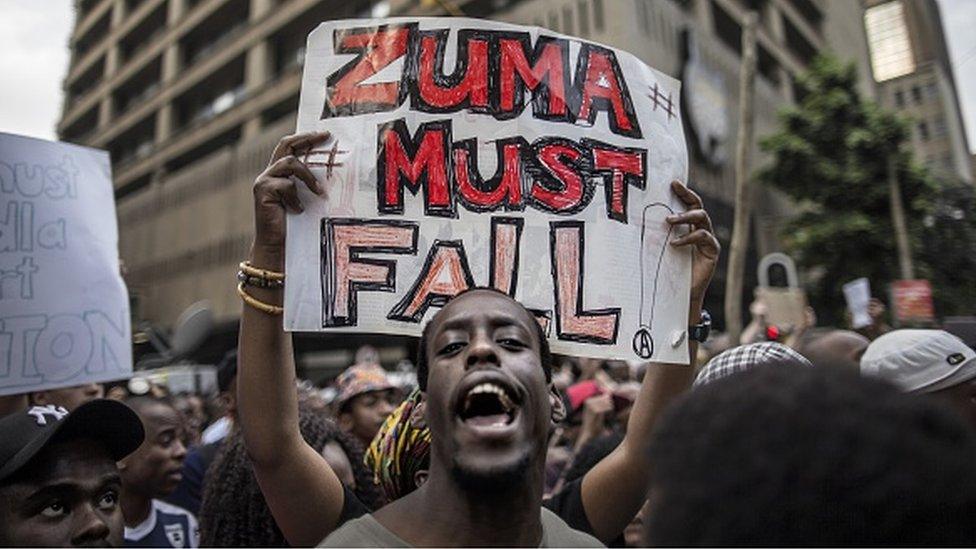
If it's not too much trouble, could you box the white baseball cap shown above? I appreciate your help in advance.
[860,330,976,393]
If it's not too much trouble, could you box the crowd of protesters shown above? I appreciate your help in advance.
[2,131,976,547]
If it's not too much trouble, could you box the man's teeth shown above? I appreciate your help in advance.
[465,382,515,412]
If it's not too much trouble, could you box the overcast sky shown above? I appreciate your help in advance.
[1,0,974,153]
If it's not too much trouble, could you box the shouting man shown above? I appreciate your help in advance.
[237,132,719,546]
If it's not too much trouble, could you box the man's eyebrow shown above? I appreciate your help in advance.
[25,472,122,501]
[437,315,530,334]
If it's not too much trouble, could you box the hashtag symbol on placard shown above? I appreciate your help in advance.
[304,141,349,179]
[647,83,675,121]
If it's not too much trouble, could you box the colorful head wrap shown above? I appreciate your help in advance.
[334,363,396,412]
[365,388,431,501]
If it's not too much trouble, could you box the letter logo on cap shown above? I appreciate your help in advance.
[27,405,69,426]
[947,353,966,366]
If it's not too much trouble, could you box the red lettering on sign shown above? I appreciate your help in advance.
[498,39,568,117]
[530,142,586,213]
[590,144,645,223]
[377,119,454,217]
[550,221,620,344]
[417,34,489,110]
[454,140,524,211]
[576,47,639,137]
[388,241,475,322]
[324,26,410,117]
[322,219,419,327]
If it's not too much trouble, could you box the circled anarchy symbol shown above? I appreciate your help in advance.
[632,327,654,359]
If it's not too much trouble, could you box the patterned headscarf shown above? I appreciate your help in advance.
[365,388,431,501]
[693,342,812,388]
[334,363,396,412]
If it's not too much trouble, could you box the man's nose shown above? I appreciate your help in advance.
[172,438,188,461]
[376,398,396,417]
[71,504,112,546]
[466,333,500,369]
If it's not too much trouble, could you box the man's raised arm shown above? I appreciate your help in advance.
[579,181,720,542]
[238,132,347,546]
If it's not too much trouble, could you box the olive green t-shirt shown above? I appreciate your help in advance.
[319,507,604,547]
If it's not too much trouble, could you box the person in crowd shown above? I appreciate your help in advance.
[199,397,381,546]
[104,379,133,401]
[739,296,816,349]
[119,396,197,547]
[355,345,381,366]
[796,328,869,370]
[643,365,976,545]
[559,380,615,455]
[365,388,431,503]
[0,399,144,547]
[622,502,650,548]
[0,393,28,418]
[322,287,602,545]
[860,329,976,429]
[30,382,104,411]
[333,362,400,448]
[852,297,891,340]
[237,132,718,546]
[559,433,627,547]
[692,341,812,388]
[172,393,207,447]
[166,351,239,516]
[200,351,238,446]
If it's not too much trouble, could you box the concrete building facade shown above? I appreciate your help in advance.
[864,0,972,183]
[59,0,876,337]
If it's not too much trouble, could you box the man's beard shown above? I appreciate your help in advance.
[450,451,531,494]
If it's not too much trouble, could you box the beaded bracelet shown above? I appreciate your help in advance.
[237,283,284,315]
[238,261,285,289]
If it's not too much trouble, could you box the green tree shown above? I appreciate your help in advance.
[758,55,974,324]
[914,177,976,317]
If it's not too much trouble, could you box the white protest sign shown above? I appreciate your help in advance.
[0,133,131,396]
[286,18,691,363]
[843,277,872,329]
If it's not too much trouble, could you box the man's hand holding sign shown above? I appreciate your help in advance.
[239,17,718,546]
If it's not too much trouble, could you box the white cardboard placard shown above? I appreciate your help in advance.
[843,277,872,329]
[0,133,131,396]
[286,18,691,364]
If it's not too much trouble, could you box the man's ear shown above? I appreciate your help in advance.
[410,393,428,430]
[549,385,566,424]
[28,392,47,406]
[338,412,354,433]
[413,469,429,489]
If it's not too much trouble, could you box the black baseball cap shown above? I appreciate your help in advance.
[0,399,145,482]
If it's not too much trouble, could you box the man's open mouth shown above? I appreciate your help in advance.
[458,381,519,428]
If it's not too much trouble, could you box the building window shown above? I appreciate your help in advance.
[712,0,742,57]
[577,0,590,36]
[593,0,605,32]
[864,1,916,82]
[548,11,559,32]
[787,0,824,34]
[563,6,574,35]
[894,89,904,107]
[911,85,922,104]
[917,121,929,141]
[933,117,947,137]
